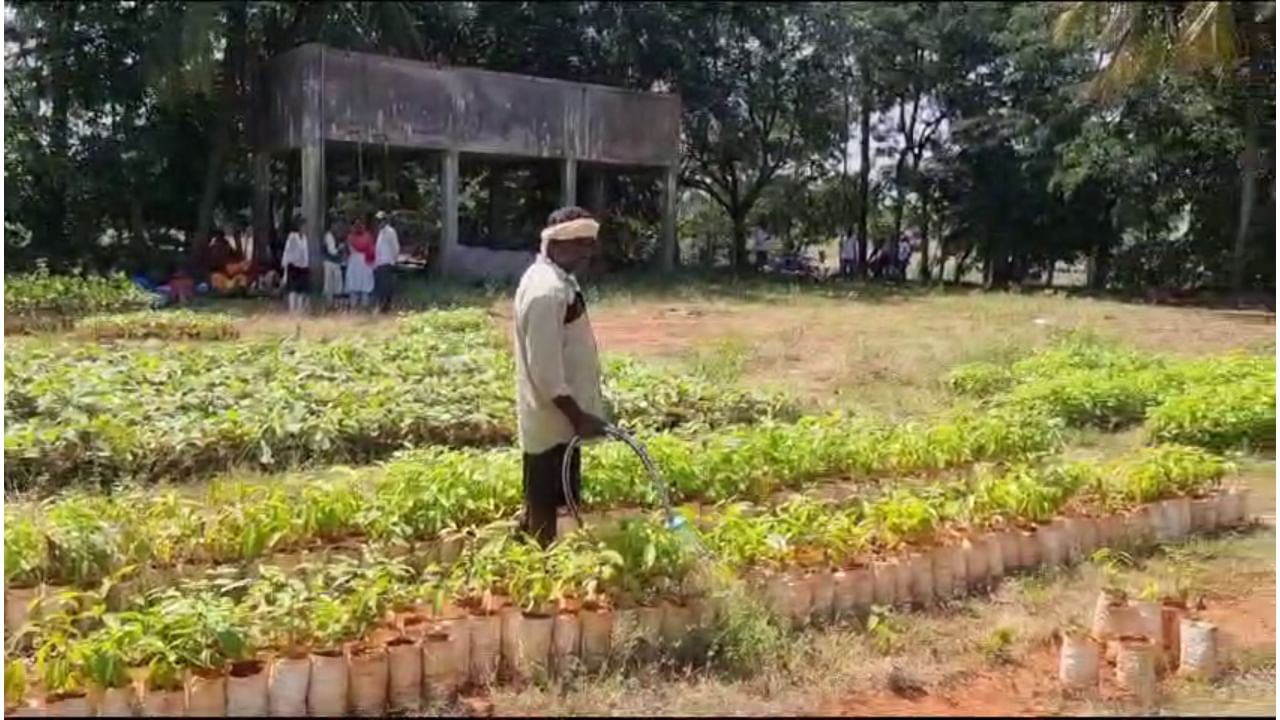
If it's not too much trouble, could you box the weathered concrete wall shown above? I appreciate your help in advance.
[263,44,680,168]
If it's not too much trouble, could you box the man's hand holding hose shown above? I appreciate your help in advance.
[554,395,607,440]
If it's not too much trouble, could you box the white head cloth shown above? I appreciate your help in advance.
[540,218,600,253]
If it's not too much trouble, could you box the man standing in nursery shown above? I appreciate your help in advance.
[373,210,400,313]
[513,205,607,547]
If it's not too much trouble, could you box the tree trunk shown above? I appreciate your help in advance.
[190,3,247,267]
[953,246,970,284]
[856,64,872,277]
[918,191,931,283]
[44,4,76,259]
[731,212,747,273]
[1229,92,1258,293]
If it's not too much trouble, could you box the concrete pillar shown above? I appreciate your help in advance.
[252,151,271,266]
[660,164,678,271]
[438,149,460,276]
[588,170,607,217]
[300,140,326,291]
[561,157,578,208]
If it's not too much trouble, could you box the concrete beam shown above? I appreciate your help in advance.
[561,158,578,208]
[300,140,326,291]
[262,45,680,168]
[438,149,460,276]
[660,165,678,272]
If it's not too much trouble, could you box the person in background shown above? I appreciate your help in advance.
[345,215,376,310]
[839,232,858,277]
[373,210,400,313]
[211,221,253,295]
[322,217,346,309]
[281,216,311,315]
[513,205,607,547]
[750,221,771,271]
[896,233,913,281]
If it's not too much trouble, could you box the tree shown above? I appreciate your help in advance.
[1053,1,1277,292]
[675,3,843,271]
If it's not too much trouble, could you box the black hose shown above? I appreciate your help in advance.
[561,423,675,531]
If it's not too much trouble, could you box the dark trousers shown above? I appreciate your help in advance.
[373,265,396,311]
[840,259,856,276]
[521,443,582,547]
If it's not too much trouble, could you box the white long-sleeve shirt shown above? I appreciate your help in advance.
[513,255,604,454]
[375,225,400,268]
[282,231,309,269]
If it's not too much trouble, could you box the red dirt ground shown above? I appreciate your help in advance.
[817,584,1277,717]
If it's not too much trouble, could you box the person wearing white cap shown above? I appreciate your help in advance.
[512,205,607,547]
[372,210,400,313]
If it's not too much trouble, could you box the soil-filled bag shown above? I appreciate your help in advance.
[552,611,582,675]
[847,566,874,617]
[267,654,310,717]
[1170,496,1192,539]
[1178,619,1218,680]
[186,670,226,717]
[348,645,389,717]
[789,575,816,628]
[1077,518,1099,560]
[513,613,553,681]
[90,686,136,717]
[307,651,350,716]
[140,688,185,717]
[659,601,692,648]
[422,627,466,703]
[1055,518,1081,566]
[1091,589,1129,642]
[610,607,641,656]
[1114,638,1157,707]
[995,531,1021,574]
[981,533,1005,585]
[499,605,522,681]
[579,607,613,672]
[1231,488,1251,524]
[1036,523,1064,569]
[831,570,854,620]
[387,638,423,713]
[468,613,501,687]
[890,560,912,607]
[763,574,792,622]
[1160,601,1187,668]
[1125,506,1156,550]
[44,693,93,717]
[225,660,268,717]
[637,605,664,647]
[906,553,934,607]
[963,537,989,591]
[931,547,959,599]
[1130,601,1164,652]
[1017,529,1040,570]
[871,560,899,606]
[809,571,836,625]
[1058,630,1100,691]
[1190,497,1219,532]
[1096,515,1125,552]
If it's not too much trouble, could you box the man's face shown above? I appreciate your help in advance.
[547,235,597,275]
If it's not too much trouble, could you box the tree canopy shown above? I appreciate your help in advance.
[5,1,1274,291]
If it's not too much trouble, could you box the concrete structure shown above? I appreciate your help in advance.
[255,44,681,284]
